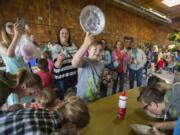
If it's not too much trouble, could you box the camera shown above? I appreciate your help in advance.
[16,17,25,30]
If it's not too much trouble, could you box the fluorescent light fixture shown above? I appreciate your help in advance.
[162,0,180,7]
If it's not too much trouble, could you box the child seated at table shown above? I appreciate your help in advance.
[0,95,89,135]
[29,88,60,110]
[36,58,53,87]
[48,95,90,135]
[137,82,180,133]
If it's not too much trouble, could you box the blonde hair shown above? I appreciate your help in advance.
[1,22,31,48]
[55,96,89,135]
[1,21,12,48]
[38,88,57,108]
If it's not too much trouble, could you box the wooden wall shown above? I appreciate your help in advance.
[0,0,175,46]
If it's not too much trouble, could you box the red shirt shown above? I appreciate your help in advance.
[36,71,53,87]
[116,49,124,73]
[157,59,164,68]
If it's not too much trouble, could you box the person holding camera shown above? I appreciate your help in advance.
[0,21,27,74]
[129,44,147,89]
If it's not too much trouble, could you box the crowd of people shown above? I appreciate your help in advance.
[0,20,179,135]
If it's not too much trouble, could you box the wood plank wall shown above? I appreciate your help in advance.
[0,0,175,47]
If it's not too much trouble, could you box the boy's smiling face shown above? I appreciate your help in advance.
[96,44,104,57]
[88,45,97,59]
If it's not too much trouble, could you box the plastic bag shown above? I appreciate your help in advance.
[15,35,38,61]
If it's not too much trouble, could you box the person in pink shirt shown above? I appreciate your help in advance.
[36,58,53,87]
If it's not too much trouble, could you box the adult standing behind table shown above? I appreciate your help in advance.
[112,40,125,93]
[0,21,27,74]
[129,44,147,89]
[51,27,77,99]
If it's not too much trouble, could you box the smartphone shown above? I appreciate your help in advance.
[16,17,25,29]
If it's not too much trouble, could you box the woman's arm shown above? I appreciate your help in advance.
[54,54,65,68]
[72,32,94,68]
[7,24,23,57]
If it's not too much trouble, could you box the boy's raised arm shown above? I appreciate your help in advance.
[72,32,95,68]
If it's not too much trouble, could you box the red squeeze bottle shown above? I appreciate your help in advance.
[118,90,127,119]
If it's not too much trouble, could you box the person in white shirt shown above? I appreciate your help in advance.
[129,44,147,89]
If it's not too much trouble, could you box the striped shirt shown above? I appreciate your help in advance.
[51,44,77,80]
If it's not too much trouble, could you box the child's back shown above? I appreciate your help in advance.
[36,58,53,87]
[36,71,53,87]
[42,51,54,74]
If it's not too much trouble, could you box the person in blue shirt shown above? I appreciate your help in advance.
[173,116,180,135]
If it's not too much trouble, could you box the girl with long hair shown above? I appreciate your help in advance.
[0,21,27,74]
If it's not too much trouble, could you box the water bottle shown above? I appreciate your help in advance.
[118,90,127,119]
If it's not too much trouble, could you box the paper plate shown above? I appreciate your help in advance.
[131,124,152,135]
[80,5,105,35]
